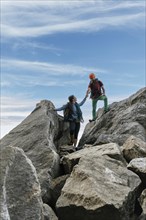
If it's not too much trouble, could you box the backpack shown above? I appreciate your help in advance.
[90,79,102,98]
[63,102,83,122]
[63,103,71,122]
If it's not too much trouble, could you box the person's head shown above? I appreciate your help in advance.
[68,95,76,103]
[89,73,96,80]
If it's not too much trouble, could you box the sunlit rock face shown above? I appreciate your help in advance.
[122,135,146,163]
[0,146,43,220]
[79,87,146,148]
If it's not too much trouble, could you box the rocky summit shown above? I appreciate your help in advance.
[0,88,146,220]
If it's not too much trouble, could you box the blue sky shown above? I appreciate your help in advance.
[1,0,145,138]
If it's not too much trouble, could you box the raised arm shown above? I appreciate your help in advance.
[78,94,88,107]
[86,87,91,95]
[86,81,92,96]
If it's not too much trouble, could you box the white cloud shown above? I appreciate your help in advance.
[2,13,144,38]
[0,96,38,138]
[1,58,107,87]
[2,58,144,89]
[1,96,38,113]
[1,74,87,88]
[11,41,63,53]
[1,0,145,38]
[2,59,106,75]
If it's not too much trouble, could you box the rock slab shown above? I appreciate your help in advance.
[0,146,43,220]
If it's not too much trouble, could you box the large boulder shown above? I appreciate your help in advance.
[56,153,141,220]
[122,135,146,162]
[43,204,58,220]
[127,157,146,186]
[62,143,125,174]
[0,146,43,220]
[0,100,62,202]
[79,88,146,148]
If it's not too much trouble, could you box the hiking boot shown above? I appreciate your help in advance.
[89,119,95,122]
[75,146,82,151]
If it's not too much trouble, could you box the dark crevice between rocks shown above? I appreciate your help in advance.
[57,204,121,220]
[134,183,145,218]
[134,198,143,217]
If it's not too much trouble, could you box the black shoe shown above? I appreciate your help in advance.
[89,119,95,122]
[75,146,82,151]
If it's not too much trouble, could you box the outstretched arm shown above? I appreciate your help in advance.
[55,104,68,111]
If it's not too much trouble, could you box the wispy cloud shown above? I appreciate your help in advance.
[1,96,37,110]
[1,58,107,87]
[11,41,63,53]
[1,73,87,88]
[0,95,38,138]
[2,59,106,75]
[2,58,144,88]
[1,0,145,38]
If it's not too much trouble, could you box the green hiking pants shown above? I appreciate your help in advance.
[92,95,108,120]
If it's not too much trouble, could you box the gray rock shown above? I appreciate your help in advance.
[79,88,146,148]
[127,157,146,185]
[59,144,75,158]
[139,189,146,220]
[62,143,125,174]
[0,146,43,220]
[138,189,146,220]
[50,175,69,206]
[56,154,141,220]
[56,117,71,147]
[138,213,146,220]
[0,100,61,203]
[43,203,58,220]
[123,135,146,162]
[139,189,146,215]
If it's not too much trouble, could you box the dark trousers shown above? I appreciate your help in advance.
[69,121,80,139]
